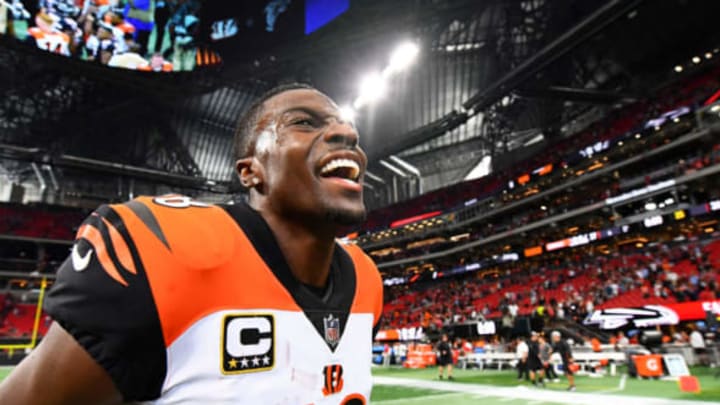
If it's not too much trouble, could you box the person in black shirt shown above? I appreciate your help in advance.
[436,334,454,380]
[551,330,576,391]
[527,331,544,387]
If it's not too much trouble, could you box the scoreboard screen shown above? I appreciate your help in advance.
[0,0,350,72]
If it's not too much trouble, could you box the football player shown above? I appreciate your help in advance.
[0,84,383,404]
[551,330,576,391]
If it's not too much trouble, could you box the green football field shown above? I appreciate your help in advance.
[0,367,9,382]
[370,366,720,404]
[1,365,719,403]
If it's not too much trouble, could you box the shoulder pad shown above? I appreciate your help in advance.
[113,195,237,271]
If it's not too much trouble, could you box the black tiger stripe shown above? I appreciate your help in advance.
[99,204,149,278]
[125,200,171,250]
[81,207,134,280]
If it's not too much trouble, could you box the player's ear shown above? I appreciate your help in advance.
[236,157,264,190]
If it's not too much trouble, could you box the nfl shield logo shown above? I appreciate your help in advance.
[323,314,340,347]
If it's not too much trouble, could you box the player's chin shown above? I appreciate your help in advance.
[313,178,366,224]
[322,200,367,226]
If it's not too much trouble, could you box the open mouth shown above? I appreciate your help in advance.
[319,158,361,183]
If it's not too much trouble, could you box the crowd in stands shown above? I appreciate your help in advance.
[0,293,51,339]
[0,202,84,340]
[360,110,706,254]
[381,239,720,335]
[0,203,85,240]
[4,0,202,71]
[368,139,720,265]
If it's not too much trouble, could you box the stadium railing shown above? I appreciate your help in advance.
[360,118,711,257]
[376,155,720,270]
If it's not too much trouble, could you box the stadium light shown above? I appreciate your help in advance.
[354,72,387,108]
[692,56,701,64]
[674,65,683,73]
[351,41,420,111]
[339,105,356,123]
[386,42,420,75]
[706,52,713,59]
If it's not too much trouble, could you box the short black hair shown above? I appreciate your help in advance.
[233,82,316,160]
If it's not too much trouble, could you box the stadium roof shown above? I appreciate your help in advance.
[1,0,719,207]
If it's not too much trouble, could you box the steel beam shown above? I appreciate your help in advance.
[463,0,644,112]
[516,86,638,104]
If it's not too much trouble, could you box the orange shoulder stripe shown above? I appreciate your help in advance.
[76,223,128,287]
[101,216,136,275]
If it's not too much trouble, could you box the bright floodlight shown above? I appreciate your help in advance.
[692,56,701,64]
[387,42,420,74]
[356,72,387,107]
[674,65,683,73]
[339,105,356,123]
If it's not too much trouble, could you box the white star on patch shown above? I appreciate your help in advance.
[262,355,270,365]
[252,357,260,366]
[240,358,249,368]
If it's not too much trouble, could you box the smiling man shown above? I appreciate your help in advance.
[0,83,383,404]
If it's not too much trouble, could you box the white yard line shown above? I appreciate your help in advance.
[373,376,717,405]
[373,392,465,404]
[597,373,627,394]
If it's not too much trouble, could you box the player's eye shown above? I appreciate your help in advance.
[288,115,323,130]
[292,118,315,126]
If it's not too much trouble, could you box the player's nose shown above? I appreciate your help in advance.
[323,119,359,149]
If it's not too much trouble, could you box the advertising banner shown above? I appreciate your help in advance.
[584,300,720,329]
[633,354,664,378]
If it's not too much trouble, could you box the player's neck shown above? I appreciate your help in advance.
[256,206,337,289]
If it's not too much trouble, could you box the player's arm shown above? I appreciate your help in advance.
[0,322,121,405]
[1,203,167,403]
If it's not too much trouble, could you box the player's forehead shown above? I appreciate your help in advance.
[261,89,339,121]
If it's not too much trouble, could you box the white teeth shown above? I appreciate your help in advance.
[320,158,360,181]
